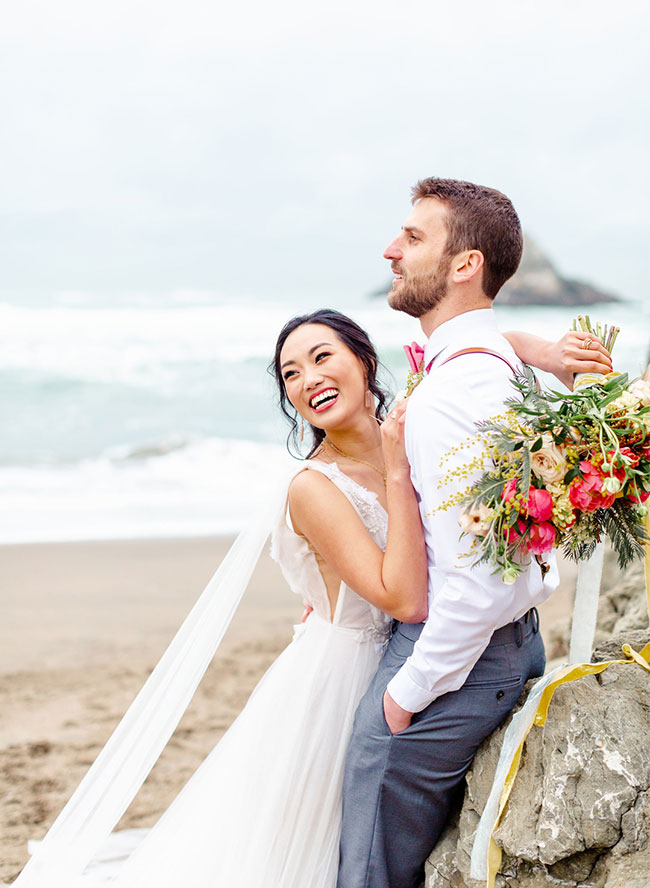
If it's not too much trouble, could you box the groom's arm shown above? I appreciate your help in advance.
[385,358,545,724]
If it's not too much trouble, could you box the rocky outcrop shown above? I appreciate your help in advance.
[547,554,647,661]
[425,560,650,888]
[371,237,618,307]
[496,237,618,307]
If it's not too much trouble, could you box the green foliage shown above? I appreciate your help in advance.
[458,363,650,582]
[603,505,647,569]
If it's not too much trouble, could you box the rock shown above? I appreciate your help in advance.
[496,237,618,307]
[548,552,649,660]
[593,556,649,643]
[370,237,618,307]
[424,629,650,888]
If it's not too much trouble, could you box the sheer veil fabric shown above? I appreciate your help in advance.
[15,467,296,888]
[17,460,391,888]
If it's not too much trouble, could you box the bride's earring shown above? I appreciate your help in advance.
[365,390,372,409]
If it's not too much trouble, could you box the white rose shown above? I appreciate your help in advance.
[607,390,641,414]
[628,379,650,407]
[530,433,567,485]
[459,502,493,536]
[602,476,622,494]
[502,566,519,585]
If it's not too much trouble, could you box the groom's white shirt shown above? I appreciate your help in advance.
[387,309,559,713]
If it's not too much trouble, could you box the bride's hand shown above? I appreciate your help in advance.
[381,399,410,478]
[546,330,612,390]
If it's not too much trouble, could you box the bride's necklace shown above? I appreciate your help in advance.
[324,438,387,486]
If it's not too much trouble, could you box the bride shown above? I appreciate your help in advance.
[16,309,611,888]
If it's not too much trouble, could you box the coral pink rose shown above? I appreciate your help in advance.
[527,521,556,555]
[605,449,632,478]
[617,446,640,468]
[569,461,616,512]
[526,487,553,522]
[501,478,518,502]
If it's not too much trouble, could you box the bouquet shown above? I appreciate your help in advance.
[449,319,650,584]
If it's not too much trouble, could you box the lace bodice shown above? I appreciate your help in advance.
[270,461,391,641]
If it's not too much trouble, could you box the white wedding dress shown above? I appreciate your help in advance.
[65,461,391,887]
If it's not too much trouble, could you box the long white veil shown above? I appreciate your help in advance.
[14,466,295,888]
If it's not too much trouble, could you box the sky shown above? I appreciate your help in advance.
[1,0,649,303]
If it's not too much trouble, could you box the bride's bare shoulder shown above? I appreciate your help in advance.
[288,462,361,542]
[289,461,334,495]
[288,462,347,511]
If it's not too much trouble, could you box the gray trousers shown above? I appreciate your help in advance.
[337,611,545,888]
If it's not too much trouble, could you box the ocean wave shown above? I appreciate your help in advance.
[0,301,308,380]
[1,296,647,476]
[2,298,646,379]
[105,435,197,462]
[0,437,294,544]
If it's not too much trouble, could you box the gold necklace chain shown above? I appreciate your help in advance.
[324,438,387,485]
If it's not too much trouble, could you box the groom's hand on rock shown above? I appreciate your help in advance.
[383,690,413,734]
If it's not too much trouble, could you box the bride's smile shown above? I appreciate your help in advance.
[279,322,370,432]
[309,387,340,413]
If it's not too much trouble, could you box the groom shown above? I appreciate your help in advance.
[337,178,559,888]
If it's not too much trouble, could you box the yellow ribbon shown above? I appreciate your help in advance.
[484,509,650,888]
[645,509,650,624]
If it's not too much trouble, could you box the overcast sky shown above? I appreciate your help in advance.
[1,0,648,303]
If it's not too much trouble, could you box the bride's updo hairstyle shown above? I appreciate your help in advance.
[271,308,391,459]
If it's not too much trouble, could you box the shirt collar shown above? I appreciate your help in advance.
[423,309,498,370]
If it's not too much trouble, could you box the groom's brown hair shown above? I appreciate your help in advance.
[411,177,523,299]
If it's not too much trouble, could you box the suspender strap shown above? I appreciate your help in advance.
[441,347,517,374]
[439,347,541,393]
[428,347,517,375]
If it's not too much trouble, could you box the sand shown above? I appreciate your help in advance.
[0,538,575,883]
[0,537,298,883]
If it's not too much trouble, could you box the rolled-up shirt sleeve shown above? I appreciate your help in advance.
[386,355,554,713]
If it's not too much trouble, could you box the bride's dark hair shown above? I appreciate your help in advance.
[270,308,392,459]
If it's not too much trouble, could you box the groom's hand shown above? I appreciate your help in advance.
[383,690,412,734]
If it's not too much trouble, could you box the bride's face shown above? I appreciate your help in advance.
[279,323,367,431]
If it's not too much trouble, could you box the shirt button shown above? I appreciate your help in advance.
[496,690,505,700]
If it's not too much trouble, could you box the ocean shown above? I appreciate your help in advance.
[2,292,648,543]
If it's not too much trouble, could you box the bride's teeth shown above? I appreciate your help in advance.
[310,388,338,408]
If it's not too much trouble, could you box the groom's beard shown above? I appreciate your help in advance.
[387,256,452,318]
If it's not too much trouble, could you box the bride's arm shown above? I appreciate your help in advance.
[288,404,428,624]
[379,399,428,618]
[503,329,612,389]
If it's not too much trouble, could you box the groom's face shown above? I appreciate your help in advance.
[384,198,452,318]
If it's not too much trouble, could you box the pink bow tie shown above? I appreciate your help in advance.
[403,341,425,374]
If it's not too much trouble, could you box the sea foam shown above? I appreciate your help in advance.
[0,437,293,543]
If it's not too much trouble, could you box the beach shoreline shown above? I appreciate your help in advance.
[0,537,575,883]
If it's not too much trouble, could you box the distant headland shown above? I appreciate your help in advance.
[371,236,619,306]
